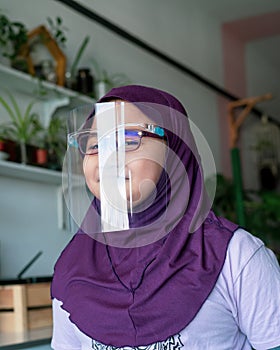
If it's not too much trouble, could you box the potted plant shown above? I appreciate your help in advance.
[0,12,29,71]
[31,115,66,169]
[0,124,18,161]
[31,129,49,165]
[65,35,90,90]
[90,57,131,99]
[46,116,67,170]
[0,91,42,164]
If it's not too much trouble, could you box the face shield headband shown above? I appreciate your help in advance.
[62,101,216,248]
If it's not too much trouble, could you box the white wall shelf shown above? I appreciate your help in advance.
[0,64,93,185]
[0,63,95,124]
[0,160,62,185]
[0,63,94,105]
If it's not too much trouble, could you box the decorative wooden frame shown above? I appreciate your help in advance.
[25,25,66,86]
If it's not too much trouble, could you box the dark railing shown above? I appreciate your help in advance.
[54,0,280,126]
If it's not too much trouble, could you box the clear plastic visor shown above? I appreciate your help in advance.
[63,102,168,241]
[62,101,216,248]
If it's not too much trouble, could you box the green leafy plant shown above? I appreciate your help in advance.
[0,91,42,163]
[46,116,67,170]
[210,173,280,258]
[31,117,66,168]
[70,35,90,78]
[92,57,130,87]
[90,57,131,98]
[245,191,280,243]
[0,11,29,69]
[207,173,237,222]
[46,16,68,48]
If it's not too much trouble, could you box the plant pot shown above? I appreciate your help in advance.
[0,140,9,161]
[96,81,109,99]
[35,148,48,165]
[0,139,18,162]
[0,140,5,152]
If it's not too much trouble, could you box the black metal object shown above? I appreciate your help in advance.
[17,251,43,279]
[0,251,52,285]
[0,276,52,285]
[54,0,280,126]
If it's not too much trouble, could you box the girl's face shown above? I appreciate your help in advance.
[83,100,166,207]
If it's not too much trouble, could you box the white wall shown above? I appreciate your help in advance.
[0,176,71,278]
[241,39,280,190]
[246,40,280,119]
[0,0,224,169]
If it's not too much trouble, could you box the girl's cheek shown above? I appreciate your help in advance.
[83,156,99,180]
[82,156,101,198]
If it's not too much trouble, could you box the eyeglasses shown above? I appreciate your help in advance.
[68,123,166,155]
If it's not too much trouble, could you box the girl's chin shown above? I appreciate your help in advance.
[87,184,153,209]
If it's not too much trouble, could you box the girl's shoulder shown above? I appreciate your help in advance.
[222,228,279,284]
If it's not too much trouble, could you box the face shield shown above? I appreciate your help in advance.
[63,101,216,248]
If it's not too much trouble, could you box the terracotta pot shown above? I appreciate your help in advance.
[35,148,48,165]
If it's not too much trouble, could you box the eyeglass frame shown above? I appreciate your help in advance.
[68,123,167,155]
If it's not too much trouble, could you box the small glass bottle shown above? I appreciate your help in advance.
[76,68,94,95]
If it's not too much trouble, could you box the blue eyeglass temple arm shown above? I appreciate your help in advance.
[68,136,79,148]
[145,124,165,137]
[124,125,165,137]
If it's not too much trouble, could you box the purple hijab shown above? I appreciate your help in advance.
[51,85,238,346]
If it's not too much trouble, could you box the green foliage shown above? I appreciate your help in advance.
[0,91,42,144]
[245,191,280,241]
[0,12,28,60]
[209,173,237,222]
[90,57,131,88]
[70,35,90,77]
[47,116,66,151]
[210,173,280,246]
[46,16,68,48]
[46,115,67,169]
[30,114,67,169]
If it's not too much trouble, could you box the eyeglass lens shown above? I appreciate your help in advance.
[78,130,142,155]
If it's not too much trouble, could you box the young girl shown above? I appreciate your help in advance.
[51,85,280,350]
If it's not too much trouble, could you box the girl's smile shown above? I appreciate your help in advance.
[82,100,166,208]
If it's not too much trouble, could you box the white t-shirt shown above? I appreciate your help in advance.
[51,229,280,350]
